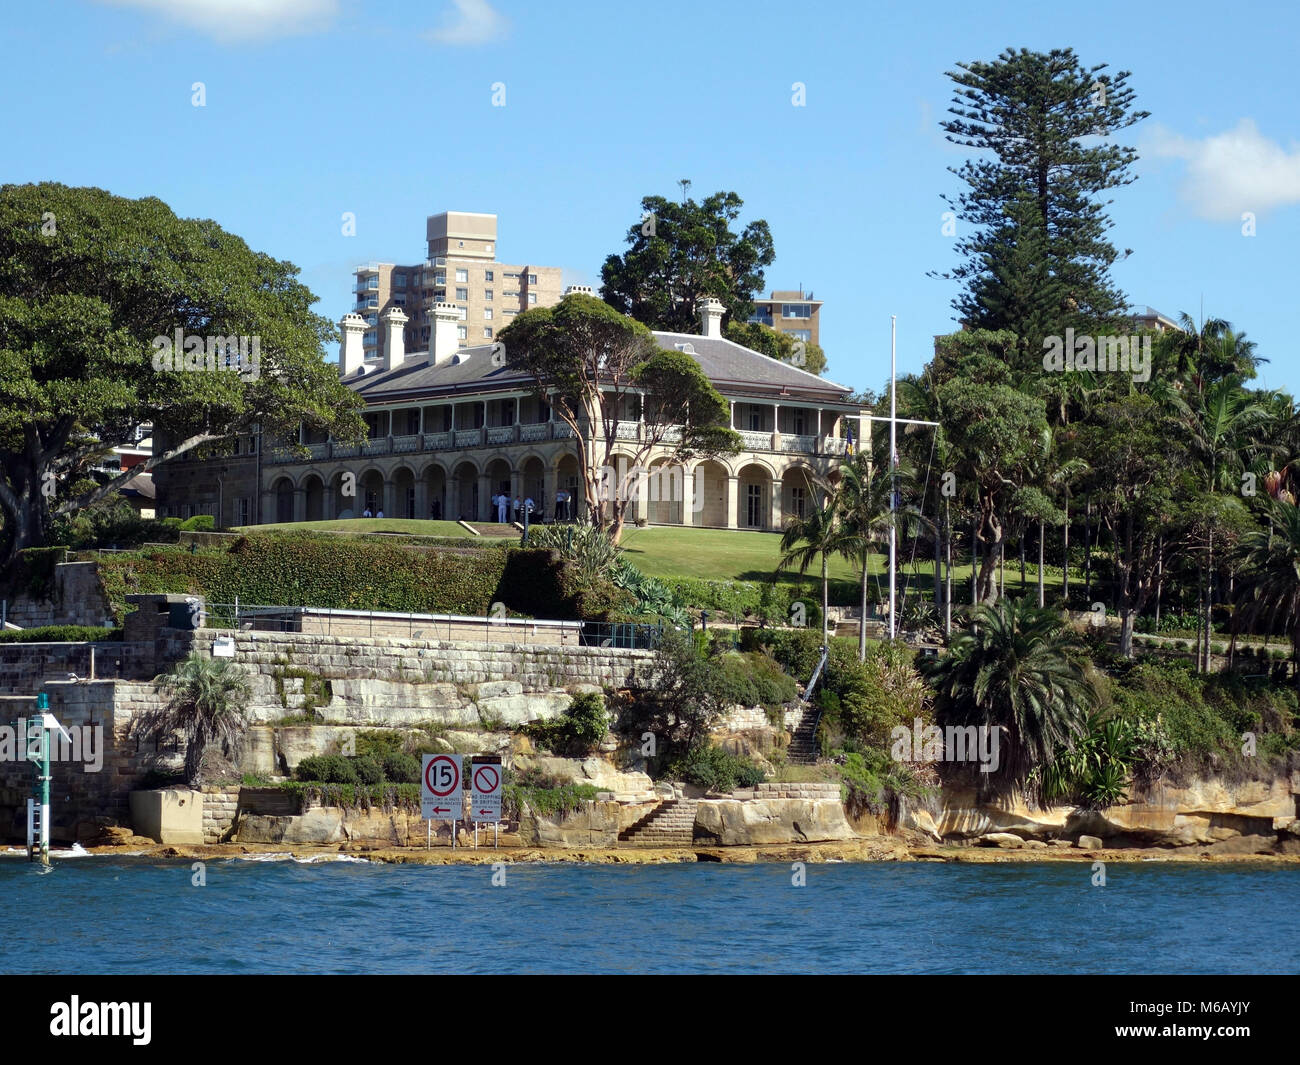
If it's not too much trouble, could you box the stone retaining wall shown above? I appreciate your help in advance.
[201,785,241,843]
[2,561,115,630]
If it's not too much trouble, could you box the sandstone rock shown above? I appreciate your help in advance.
[236,808,344,845]
[978,832,1024,848]
[1077,835,1104,849]
[1047,839,1073,848]
[901,808,943,842]
[1023,838,1048,849]
[694,798,854,846]
[519,800,621,847]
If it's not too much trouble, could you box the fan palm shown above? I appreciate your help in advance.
[778,475,841,642]
[1234,497,1300,688]
[135,652,253,785]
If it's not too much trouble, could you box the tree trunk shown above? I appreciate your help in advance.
[1083,495,1092,598]
[1037,519,1045,608]
[1019,533,1026,590]
[859,551,868,662]
[1062,493,1070,600]
[971,516,977,606]
[1154,535,1163,630]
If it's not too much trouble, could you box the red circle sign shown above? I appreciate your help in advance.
[424,756,459,797]
[474,765,500,793]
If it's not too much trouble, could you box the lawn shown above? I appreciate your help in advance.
[229,519,1068,601]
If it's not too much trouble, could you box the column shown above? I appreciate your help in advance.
[292,489,306,523]
[477,473,491,521]
[770,478,783,531]
[260,490,276,525]
[414,480,428,521]
[448,477,460,519]
[681,469,694,527]
[324,480,337,520]
[634,462,650,525]
[543,464,558,522]
[382,478,397,517]
[772,403,781,451]
[724,475,739,530]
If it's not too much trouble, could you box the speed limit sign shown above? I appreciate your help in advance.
[421,754,462,821]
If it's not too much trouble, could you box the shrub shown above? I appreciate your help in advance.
[382,750,421,784]
[665,744,766,793]
[296,754,359,784]
[0,625,123,643]
[713,651,798,709]
[352,755,385,785]
[180,515,215,531]
[522,690,609,756]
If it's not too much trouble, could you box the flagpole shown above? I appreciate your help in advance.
[889,315,897,641]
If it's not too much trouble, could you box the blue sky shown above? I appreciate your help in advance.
[6,0,1299,396]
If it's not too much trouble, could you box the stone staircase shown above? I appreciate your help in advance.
[617,799,699,847]
[786,705,820,765]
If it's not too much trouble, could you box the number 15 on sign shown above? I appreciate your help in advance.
[422,754,461,822]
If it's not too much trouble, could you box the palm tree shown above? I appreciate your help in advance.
[1234,497,1300,688]
[921,597,1096,788]
[134,652,253,785]
[779,475,841,643]
[835,452,896,660]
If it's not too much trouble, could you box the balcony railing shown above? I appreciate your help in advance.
[262,422,849,465]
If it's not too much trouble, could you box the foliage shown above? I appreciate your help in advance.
[0,182,365,568]
[662,743,766,793]
[47,496,183,554]
[1039,712,1138,807]
[94,534,581,622]
[503,766,601,819]
[820,640,931,750]
[836,749,927,817]
[134,651,252,785]
[0,624,122,643]
[922,597,1096,786]
[522,691,611,757]
[600,185,775,332]
[711,651,798,710]
[724,319,827,376]
[295,754,359,784]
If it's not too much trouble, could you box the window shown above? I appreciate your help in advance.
[484,289,493,300]
[435,288,445,299]
[392,295,406,306]
[455,287,468,300]
[365,314,377,326]
[364,331,376,345]
[781,304,812,319]
[485,270,494,282]
[393,274,407,289]
[527,273,537,284]
[484,327,493,339]
[746,484,764,527]
[528,293,537,305]
[457,325,468,339]
[504,308,518,316]
[791,409,807,435]
[483,308,493,320]
[785,329,812,342]
[435,272,446,285]
[455,268,468,283]
[366,277,379,290]
[485,244,493,254]
[457,306,467,320]
[238,497,249,526]
[503,290,519,298]
[791,485,806,519]
[748,406,762,431]
[503,271,519,279]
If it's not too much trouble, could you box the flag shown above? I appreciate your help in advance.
[845,426,855,456]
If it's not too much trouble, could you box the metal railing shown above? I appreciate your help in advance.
[202,602,665,649]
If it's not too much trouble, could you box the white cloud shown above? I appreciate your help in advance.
[1145,118,1300,221]
[424,0,508,46]
[97,0,339,42]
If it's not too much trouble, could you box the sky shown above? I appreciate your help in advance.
[5,0,1300,397]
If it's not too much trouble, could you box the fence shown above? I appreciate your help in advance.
[202,602,666,650]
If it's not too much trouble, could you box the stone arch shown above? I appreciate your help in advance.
[693,459,728,528]
[519,454,545,518]
[554,452,583,521]
[420,461,448,521]
[451,459,479,521]
[781,463,819,525]
[301,472,326,523]
[330,469,357,520]
[270,475,294,524]
[646,457,685,525]
[736,461,772,530]
[359,469,385,517]
[391,465,417,519]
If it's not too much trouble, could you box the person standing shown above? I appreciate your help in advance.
[555,489,568,522]
[496,492,508,523]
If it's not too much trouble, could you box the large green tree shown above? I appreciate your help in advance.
[497,292,739,543]
[935,47,1148,359]
[600,186,774,334]
[0,183,365,567]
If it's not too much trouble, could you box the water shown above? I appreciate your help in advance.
[2,853,1297,974]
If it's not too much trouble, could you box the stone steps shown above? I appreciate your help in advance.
[618,799,699,846]
[786,708,819,765]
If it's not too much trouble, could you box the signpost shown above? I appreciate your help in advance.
[471,755,503,849]
[421,754,462,849]
[26,692,71,866]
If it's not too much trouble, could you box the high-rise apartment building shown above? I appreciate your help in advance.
[748,288,823,346]
[352,211,563,364]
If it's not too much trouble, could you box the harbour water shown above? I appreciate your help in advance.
[2,853,1297,974]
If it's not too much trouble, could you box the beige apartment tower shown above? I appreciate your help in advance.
[749,288,823,346]
[353,211,563,365]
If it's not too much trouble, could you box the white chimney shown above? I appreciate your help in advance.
[381,306,409,371]
[699,297,724,338]
[564,284,595,298]
[429,302,460,366]
[339,313,366,377]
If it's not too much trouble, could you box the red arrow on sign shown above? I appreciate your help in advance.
[431,806,452,814]
[478,808,492,814]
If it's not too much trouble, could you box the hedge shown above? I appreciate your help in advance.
[94,532,588,622]
[0,625,124,643]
